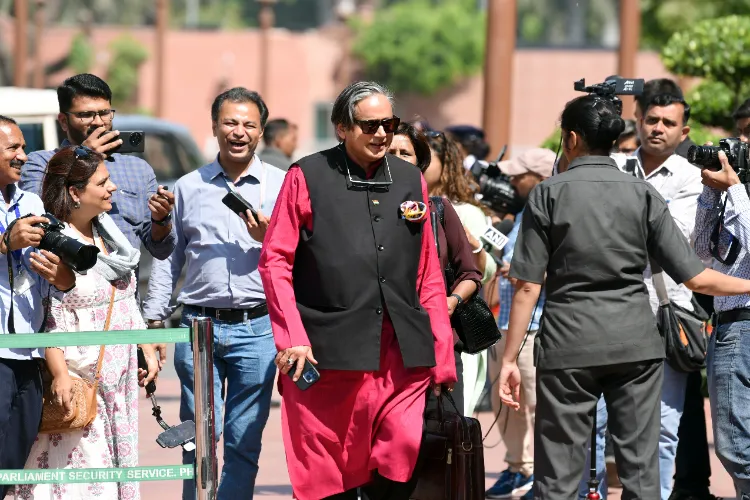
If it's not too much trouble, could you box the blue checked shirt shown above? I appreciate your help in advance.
[497,209,545,331]
[695,184,750,313]
[20,140,176,260]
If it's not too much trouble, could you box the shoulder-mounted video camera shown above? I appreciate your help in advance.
[469,146,525,217]
[573,77,645,116]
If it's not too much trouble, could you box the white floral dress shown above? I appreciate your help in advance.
[9,243,144,500]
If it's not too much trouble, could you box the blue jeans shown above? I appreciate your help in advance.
[708,319,750,499]
[579,363,686,500]
[577,396,608,499]
[175,307,276,500]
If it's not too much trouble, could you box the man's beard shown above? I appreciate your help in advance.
[67,118,108,145]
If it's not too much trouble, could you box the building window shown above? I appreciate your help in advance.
[516,0,619,49]
[315,102,335,140]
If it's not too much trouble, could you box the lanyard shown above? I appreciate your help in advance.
[220,160,267,213]
[0,205,24,264]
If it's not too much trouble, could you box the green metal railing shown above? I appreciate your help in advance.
[0,320,217,499]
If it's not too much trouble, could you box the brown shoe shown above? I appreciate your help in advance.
[606,461,622,489]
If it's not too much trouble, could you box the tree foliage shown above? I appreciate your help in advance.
[662,15,750,130]
[106,35,148,112]
[351,0,485,96]
[641,0,750,50]
[68,33,94,74]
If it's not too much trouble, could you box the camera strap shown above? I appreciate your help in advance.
[220,159,267,213]
[710,197,742,265]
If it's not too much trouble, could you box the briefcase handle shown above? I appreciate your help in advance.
[437,391,474,451]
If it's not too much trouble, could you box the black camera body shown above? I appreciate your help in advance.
[574,77,645,116]
[469,160,524,216]
[32,213,99,272]
[688,138,750,180]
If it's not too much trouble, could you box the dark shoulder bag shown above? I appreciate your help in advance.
[431,196,502,354]
[651,259,709,372]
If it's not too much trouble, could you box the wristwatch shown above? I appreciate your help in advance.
[152,212,172,226]
[450,293,464,307]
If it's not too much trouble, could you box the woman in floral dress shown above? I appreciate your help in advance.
[8,146,159,500]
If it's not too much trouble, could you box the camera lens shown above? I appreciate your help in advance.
[129,132,143,146]
[687,145,721,170]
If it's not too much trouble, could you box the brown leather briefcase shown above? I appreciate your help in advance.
[411,392,485,500]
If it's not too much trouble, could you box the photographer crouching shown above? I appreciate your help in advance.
[693,137,750,499]
[0,116,75,499]
[498,95,750,500]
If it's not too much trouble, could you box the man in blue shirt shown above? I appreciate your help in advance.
[486,148,553,500]
[0,116,75,497]
[143,88,285,500]
[20,73,175,364]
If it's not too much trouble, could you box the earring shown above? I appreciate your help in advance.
[73,201,81,209]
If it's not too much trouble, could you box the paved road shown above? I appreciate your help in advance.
[137,347,736,499]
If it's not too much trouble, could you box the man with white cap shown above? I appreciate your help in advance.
[486,148,556,500]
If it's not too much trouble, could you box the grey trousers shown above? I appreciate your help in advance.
[534,360,663,500]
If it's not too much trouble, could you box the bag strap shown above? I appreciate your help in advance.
[649,258,671,306]
[93,284,116,381]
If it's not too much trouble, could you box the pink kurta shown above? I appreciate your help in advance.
[258,166,456,500]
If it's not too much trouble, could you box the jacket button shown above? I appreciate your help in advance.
[374,216,381,222]
[378,245,384,251]
[376,307,383,315]
[379,276,386,283]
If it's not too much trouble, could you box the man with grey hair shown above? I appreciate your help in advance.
[259,81,456,499]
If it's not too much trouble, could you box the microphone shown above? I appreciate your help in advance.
[480,219,515,266]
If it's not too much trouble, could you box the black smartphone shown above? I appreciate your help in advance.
[156,420,196,449]
[111,131,145,154]
[288,358,320,391]
[137,347,157,395]
[222,191,259,223]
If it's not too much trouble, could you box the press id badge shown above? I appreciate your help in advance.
[13,266,33,295]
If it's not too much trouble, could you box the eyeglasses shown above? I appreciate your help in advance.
[354,116,401,135]
[65,109,116,124]
[340,147,393,190]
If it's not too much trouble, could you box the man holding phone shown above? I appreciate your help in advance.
[143,87,285,500]
[21,74,175,260]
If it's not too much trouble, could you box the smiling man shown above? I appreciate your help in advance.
[143,87,286,500]
[258,81,456,500]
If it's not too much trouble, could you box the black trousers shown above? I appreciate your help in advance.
[0,358,43,498]
[672,369,712,493]
[534,360,663,500]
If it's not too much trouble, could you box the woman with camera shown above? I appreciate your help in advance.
[421,131,496,416]
[389,123,482,414]
[498,94,750,499]
[12,146,159,500]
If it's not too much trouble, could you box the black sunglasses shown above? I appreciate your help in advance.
[425,130,444,139]
[354,116,401,134]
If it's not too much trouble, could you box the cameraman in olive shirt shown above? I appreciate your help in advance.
[498,95,750,500]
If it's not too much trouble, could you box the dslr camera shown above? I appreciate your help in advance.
[31,213,99,272]
[688,138,750,181]
[574,77,645,116]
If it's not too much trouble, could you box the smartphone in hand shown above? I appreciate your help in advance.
[289,358,320,391]
[222,191,260,224]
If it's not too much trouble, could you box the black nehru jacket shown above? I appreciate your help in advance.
[292,146,436,371]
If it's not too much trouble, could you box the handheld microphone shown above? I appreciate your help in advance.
[480,219,515,266]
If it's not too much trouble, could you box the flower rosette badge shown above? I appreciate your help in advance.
[400,200,428,223]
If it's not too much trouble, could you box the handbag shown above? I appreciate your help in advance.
[651,260,709,373]
[412,391,485,500]
[38,284,116,434]
[431,196,502,354]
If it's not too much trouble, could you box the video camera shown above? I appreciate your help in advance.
[468,146,525,216]
[573,77,645,116]
[688,138,750,182]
